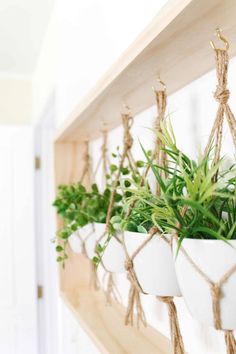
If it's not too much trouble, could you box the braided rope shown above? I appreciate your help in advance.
[204,49,236,182]
[80,140,93,185]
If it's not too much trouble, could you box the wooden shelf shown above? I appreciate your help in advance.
[60,251,171,354]
[55,0,236,143]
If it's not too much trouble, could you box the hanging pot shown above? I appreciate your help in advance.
[124,231,181,296]
[173,238,236,330]
[94,223,126,273]
[69,223,95,258]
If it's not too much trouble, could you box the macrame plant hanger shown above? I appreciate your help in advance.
[92,123,121,303]
[96,107,140,304]
[76,139,100,290]
[93,124,110,189]
[174,28,236,354]
[122,78,185,354]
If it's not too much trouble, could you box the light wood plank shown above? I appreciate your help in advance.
[61,254,172,354]
[55,0,236,143]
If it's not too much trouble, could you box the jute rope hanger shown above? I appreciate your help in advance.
[94,112,138,303]
[205,28,236,178]
[93,123,110,189]
[93,123,119,299]
[176,29,236,354]
[78,139,101,290]
[121,78,185,354]
[80,139,94,186]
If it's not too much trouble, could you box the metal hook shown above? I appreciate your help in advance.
[210,27,229,51]
[101,118,108,132]
[122,103,131,115]
[152,74,166,92]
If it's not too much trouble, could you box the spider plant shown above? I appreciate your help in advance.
[137,119,236,251]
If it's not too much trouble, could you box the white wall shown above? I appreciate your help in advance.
[55,0,168,126]
[35,1,236,353]
[0,127,38,354]
[0,76,32,124]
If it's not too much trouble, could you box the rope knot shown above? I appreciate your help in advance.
[211,283,222,300]
[124,131,133,150]
[158,296,173,304]
[122,114,133,150]
[125,258,133,271]
[83,153,90,161]
[214,86,230,104]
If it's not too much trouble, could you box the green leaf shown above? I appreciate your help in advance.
[121,167,129,175]
[136,160,144,168]
[137,225,147,233]
[56,245,63,252]
[56,256,63,262]
[110,164,118,173]
[124,180,131,188]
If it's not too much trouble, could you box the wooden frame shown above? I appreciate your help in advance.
[54,0,236,352]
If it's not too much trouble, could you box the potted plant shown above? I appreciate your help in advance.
[88,181,126,272]
[93,159,143,273]
[143,120,236,330]
[53,182,95,264]
[117,164,181,297]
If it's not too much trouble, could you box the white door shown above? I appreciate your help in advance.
[0,127,38,354]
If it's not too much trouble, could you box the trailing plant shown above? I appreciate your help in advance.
[93,151,146,266]
[53,182,91,266]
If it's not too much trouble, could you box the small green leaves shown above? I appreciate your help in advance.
[124,179,131,188]
[136,160,144,168]
[110,164,118,173]
[121,167,129,175]
[70,223,78,232]
[92,256,100,267]
[137,225,148,233]
[59,229,71,239]
[56,245,63,252]
[124,191,132,198]
[91,183,99,193]
[114,193,122,202]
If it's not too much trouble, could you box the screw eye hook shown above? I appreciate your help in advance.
[210,27,229,51]
[152,74,166,92]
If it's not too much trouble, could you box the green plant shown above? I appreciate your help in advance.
[136,119,236,251]
[92,151,146,266]
[53,182,91,266]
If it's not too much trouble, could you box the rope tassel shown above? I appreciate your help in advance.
[104,272,121,305]
[158,296,185,354]
[89,261,100,291]
[125,282,146,328]
[225,330,236,354]
[123,227,158,328]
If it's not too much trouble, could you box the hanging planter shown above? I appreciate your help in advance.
[124,231,181,296]
[173,238,236,330]
[69,223,95,255]
[94,222,125,273]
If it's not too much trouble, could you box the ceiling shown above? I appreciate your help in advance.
[0,0,54,77]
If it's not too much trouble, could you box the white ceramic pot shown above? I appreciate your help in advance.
[124,231,181,296]
[174,239,236,330]
[69,223,95,259]
[68,230,82,253]
[94,223,126,273]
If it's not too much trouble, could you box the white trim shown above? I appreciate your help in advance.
[34,92,60,354]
